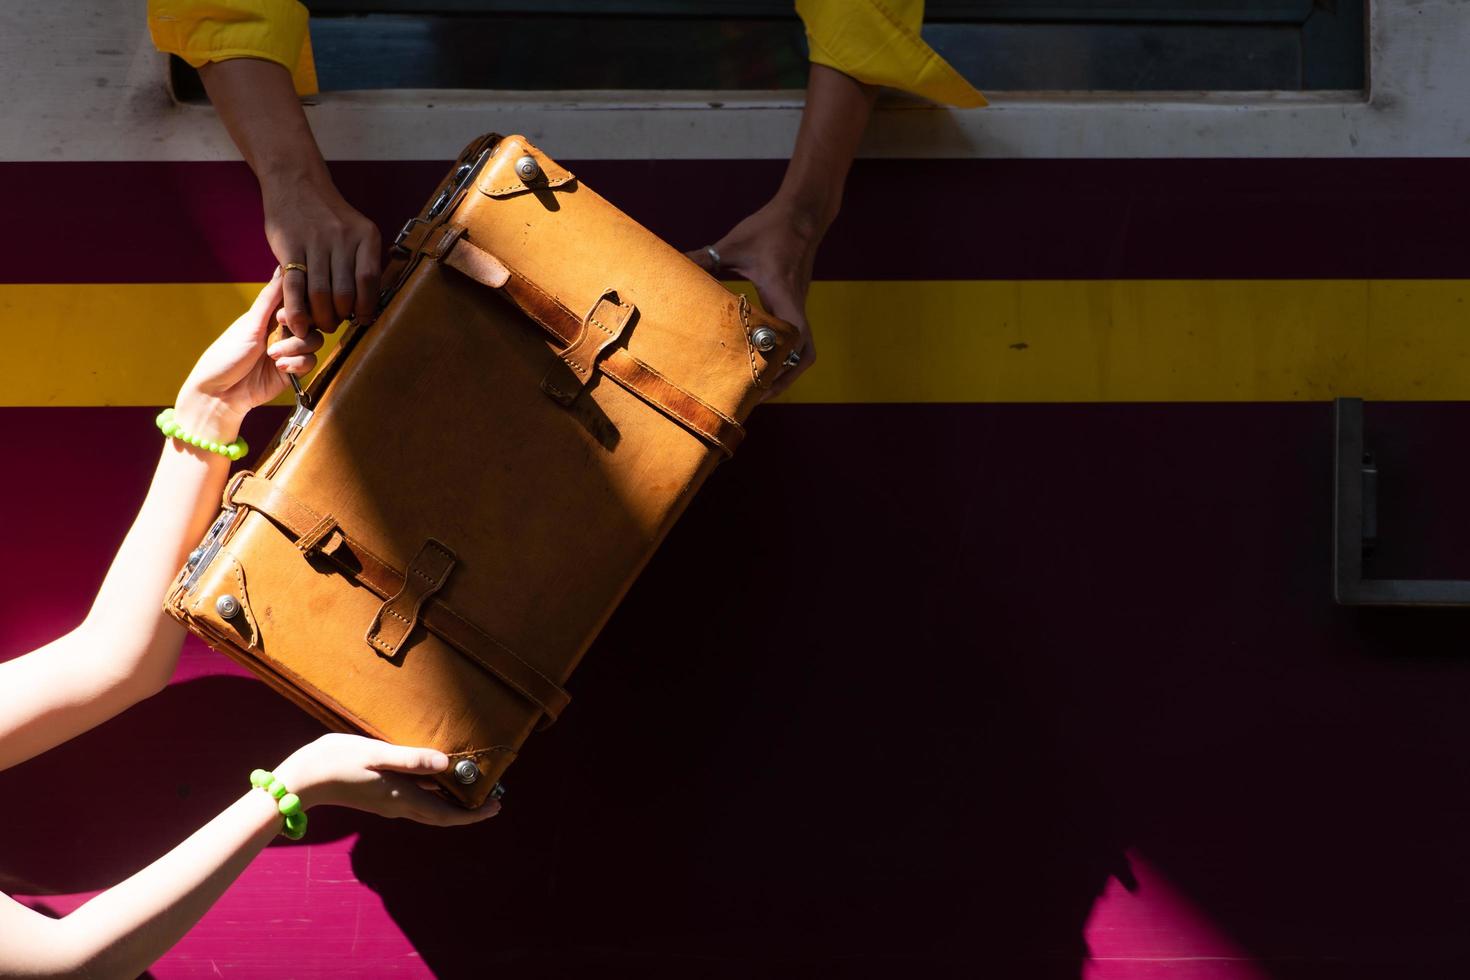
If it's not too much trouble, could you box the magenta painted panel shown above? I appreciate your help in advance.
[6,158,1470,283]
[10,404,1470,977]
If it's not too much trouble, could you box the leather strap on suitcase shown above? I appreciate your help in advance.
[225,472,571,726]
[423,223,747,455]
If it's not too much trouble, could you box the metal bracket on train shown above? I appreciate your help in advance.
[1333,397,1470,605]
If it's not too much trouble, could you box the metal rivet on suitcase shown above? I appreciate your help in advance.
[515,154,540,182]
[215,594,240,620]
[454,759,481,784]
[490,782,506,801]
[751,326,778,353]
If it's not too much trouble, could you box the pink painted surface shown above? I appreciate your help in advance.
[1084,852,1268,980]
[13,643,431,979]
[12,402,1470,975]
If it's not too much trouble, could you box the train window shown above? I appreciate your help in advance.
[169,0,1365,99]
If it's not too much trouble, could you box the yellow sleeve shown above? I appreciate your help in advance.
[795,0,986,108]
[147,0,318,97]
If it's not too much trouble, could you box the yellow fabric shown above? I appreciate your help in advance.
[147,0,971,106]
[147,0,318,96]
[796,0,986,107]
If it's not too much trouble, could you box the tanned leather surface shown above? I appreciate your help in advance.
[163,135,798,807]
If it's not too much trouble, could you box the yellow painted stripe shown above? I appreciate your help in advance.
[1,283,343,408]
[5,280,1470,406]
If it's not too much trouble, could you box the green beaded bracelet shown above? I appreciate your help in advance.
[250,768,309,840]
[156,408,248,461]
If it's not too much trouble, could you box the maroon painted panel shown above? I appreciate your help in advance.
[6,158,1470,283]
[8,404,1470,976]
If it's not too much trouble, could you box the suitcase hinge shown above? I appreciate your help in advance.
[381,148,491,309]
[183,505,237,594]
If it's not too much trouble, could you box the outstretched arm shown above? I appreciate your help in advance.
[0,778,288,978]
[0,735,494,978]
[0,273,319,771]
[0,277,494,975]
[0,427,229,767]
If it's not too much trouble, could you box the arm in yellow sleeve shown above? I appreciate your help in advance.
[796,0,986,107]
[147,0,318,96]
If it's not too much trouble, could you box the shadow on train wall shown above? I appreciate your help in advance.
[11,400,1470,977]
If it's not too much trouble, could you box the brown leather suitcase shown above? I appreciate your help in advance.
[164,133,800,807]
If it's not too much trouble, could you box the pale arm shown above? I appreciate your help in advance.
[0,276,310,772]
[0,278,494,977]
[0,787,282,978]
[0,736,493,978]
[0,414,232,770]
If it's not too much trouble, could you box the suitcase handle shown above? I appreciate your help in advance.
[435,227,748,456]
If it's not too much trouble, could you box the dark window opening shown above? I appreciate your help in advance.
[170,0,1365,101]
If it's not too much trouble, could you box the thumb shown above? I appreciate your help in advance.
[231,268,286,346]
[686,244,718,273]
[249,267,285,320]
[370,744,450,775]
[750,279,807,333]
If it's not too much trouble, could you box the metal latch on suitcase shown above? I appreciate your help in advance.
[280,375,314,446]
[183,505,237,594]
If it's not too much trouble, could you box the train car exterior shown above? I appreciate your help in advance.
[5,1,1470,976]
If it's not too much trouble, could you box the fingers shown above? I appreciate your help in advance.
[748,276,813,400]
[267,328,325,376]
[331,245,355,323]
[266,330,323,359]
[408,793,502,828]
[373,769,502,826]
[378,773,503,827]
[354,233,382,325]
[273,354,317,377]
[370,743,451,775]
[281,261,312,339]
[367,743,502,825]
[766,343,813,400]
[685,245,716,272]
[764,313,813,401]
[306,244,338,335]
[230,267,287,348]
[248,266,285,320]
